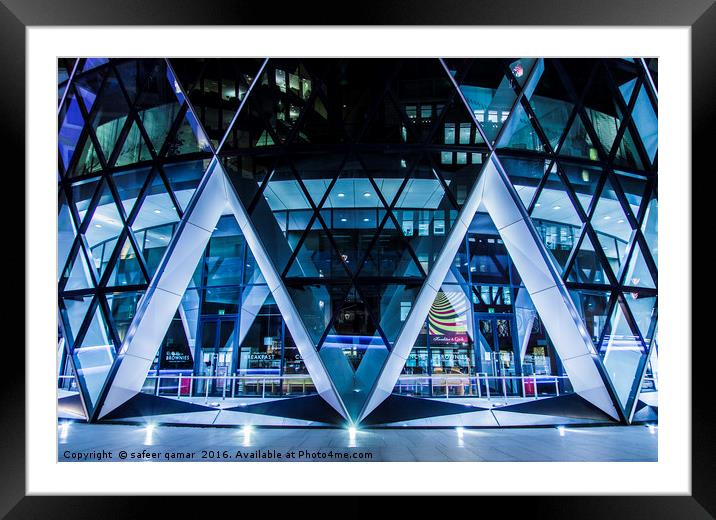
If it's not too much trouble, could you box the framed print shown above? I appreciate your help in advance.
[6,0,713,515]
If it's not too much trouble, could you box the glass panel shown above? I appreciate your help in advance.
[360,283,422,345]
[112,166,152,217]
[568,232,609,285]
[68,134,103,177]
[114,120,153,166]
[130,172,181,236]
[456,59,518,144]
[163,159,211,212]
[629,84,657,163]
[105,291,144,344]
[285,283,348,346]
[500,157,549,209]
[530,168,581,271]
[560,162,603,214]
[569,290,611,347]
[106,236,145,287]
[61,294,93,344]
[84,180,123,276]
[624,291,656,343]
[137,223,175,279]
[201,287,240,315]
[73,304,115,407]
[560,113,599,161]
[90,70,131,162]
[58,193,76,280]
[527,60,574,151]
[599,299,647,410]
[592,178,633,271]
[58,91,85,171]
[641,195,658,267]
[205,217,245,287]
[624,242,656,289]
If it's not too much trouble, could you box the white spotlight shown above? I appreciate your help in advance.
[557,426,566,437]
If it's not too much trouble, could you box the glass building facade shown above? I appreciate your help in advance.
[58,58,658,427]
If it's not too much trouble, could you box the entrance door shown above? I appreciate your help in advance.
[475,314,520,396]
[195,316,237,397]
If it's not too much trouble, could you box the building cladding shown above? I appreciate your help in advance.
[57,58,658,428]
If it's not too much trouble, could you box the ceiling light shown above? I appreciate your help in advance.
[603,215,611,220]
[340,218,347,222]
[363,218,370,222]
[337,192,345,198]
[552,205,561,210]
[94,224,102,228]
[363,192,371,198]
[535,203,542,207]
[617,219,624,223]
[153,209,161,214]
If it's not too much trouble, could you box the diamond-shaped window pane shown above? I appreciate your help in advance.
[114,120,153,167]
[59,92,85,171]
[567,232,610,285]
[560,162,603,214]
[112,167,153,217]
[624,242,656,289]
[630,85,657,164]
[130,173,180,236]
[569,289,611,347]
[623,291,656,343]
[61,294,93,345]
[599,299,647,410]
[560,113,599,161]
[500,157,549,210]
[358,216,424,278]
[106,236,146,287]
[106,291,145,345]
[641,195,658,267]
[73,303,116,407]
[527,60,575,152]
[62,248,94,291]
[592,178,633,272]
[163,159,211,212]
[90,71,131,163]
[68,134,103,177]
[58,193,77,280]
[456,59,518,144]
[530,170,581,272]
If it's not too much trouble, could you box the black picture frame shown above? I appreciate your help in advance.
[5,0,711,516]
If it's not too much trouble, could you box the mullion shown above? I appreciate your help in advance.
[353,60,404,143]
[155,164,186,220]
[217,58,269,153]
[491,57,544,148]
[439,58,491,149]
[602,63,649,169]
[165,58,217,158]
[423,152,462,211]
[384,87,424,145]
[560,221,589,280]
[69,76,111,173]
[552,59,600,157]
[362,168,429,279]
[352,283,396,352]
[525,158,556,215]
[157,103,190,159]
[583,223,620,287]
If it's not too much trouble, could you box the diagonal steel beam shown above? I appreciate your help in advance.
[357,154,620,423]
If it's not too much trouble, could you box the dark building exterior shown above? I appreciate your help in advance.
[57,58,658,427]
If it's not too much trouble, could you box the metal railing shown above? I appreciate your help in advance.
[140,374,317,401]
[393,373,571,400]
